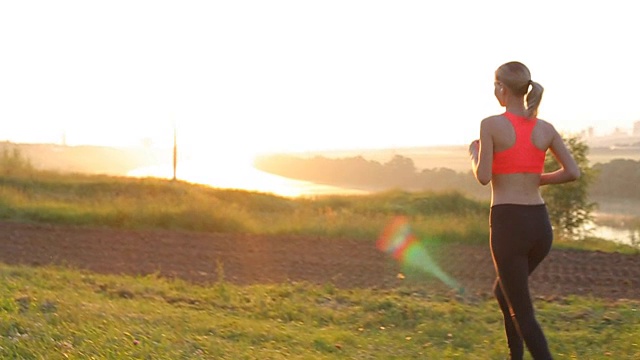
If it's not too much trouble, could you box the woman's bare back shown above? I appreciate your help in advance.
[486,115,557,205]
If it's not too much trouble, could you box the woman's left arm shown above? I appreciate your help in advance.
[539,126,580,185]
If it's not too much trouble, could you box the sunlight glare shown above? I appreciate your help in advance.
[128,146,367,198]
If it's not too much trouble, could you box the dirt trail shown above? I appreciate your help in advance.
[1,221,639,301]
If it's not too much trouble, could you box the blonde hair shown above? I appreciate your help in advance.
[496,61,544,118]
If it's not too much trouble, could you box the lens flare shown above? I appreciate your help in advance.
[377,216,464,294]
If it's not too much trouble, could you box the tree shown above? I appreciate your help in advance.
[590,159,640,200]
[0,148,34,176]
[541,135,597,240]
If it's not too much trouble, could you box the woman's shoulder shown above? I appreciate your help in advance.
[480,114,509,132]
[535,118,558,133]
[480,114,507,129]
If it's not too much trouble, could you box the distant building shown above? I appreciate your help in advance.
[581,121,640,148]
[612,127,628,136]
[576,128,593,139]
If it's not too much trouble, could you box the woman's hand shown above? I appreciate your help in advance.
[469,139,479,158]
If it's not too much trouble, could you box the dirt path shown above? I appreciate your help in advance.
[1,221,639,301]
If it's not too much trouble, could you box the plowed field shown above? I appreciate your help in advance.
[1,221,639,301]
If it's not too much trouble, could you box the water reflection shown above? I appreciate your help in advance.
[586,222,640,248]
[128,161,367,198]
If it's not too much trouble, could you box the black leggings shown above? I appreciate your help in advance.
[490,204,554,360]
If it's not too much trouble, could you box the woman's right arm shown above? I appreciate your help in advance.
[470,118,493,186]
[539,126,581,186]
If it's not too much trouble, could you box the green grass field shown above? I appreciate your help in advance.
[1,264,638,359]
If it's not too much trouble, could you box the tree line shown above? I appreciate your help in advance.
[255,139,639,240]
[254,154,491,200]
[254,152,640,202]
[590,159,640,199]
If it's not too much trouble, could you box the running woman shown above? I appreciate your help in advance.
[469,61,580,360]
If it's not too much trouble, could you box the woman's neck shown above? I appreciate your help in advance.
[505,98,526,116]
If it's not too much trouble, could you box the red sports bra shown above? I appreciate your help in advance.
[492,112,546,174]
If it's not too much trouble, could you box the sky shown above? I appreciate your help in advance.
[1,0,639,157]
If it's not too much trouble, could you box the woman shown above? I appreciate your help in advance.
[469,61,580,360]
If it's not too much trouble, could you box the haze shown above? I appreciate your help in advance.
[1,1,639,160]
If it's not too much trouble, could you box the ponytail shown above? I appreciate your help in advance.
[525,80,544,118]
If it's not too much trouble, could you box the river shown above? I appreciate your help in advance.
[128,161,367,198]
[588,220,640,248]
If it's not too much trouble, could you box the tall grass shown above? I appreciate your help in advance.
[0,167,490,244]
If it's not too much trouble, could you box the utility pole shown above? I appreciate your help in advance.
[172,122,177,181]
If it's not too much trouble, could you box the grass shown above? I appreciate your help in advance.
[0,171,492,245]
[1,264,638,359]
[554,236,640,253]
[1,170,637,256]
[0,159,638,358]
[1,150,637,250]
